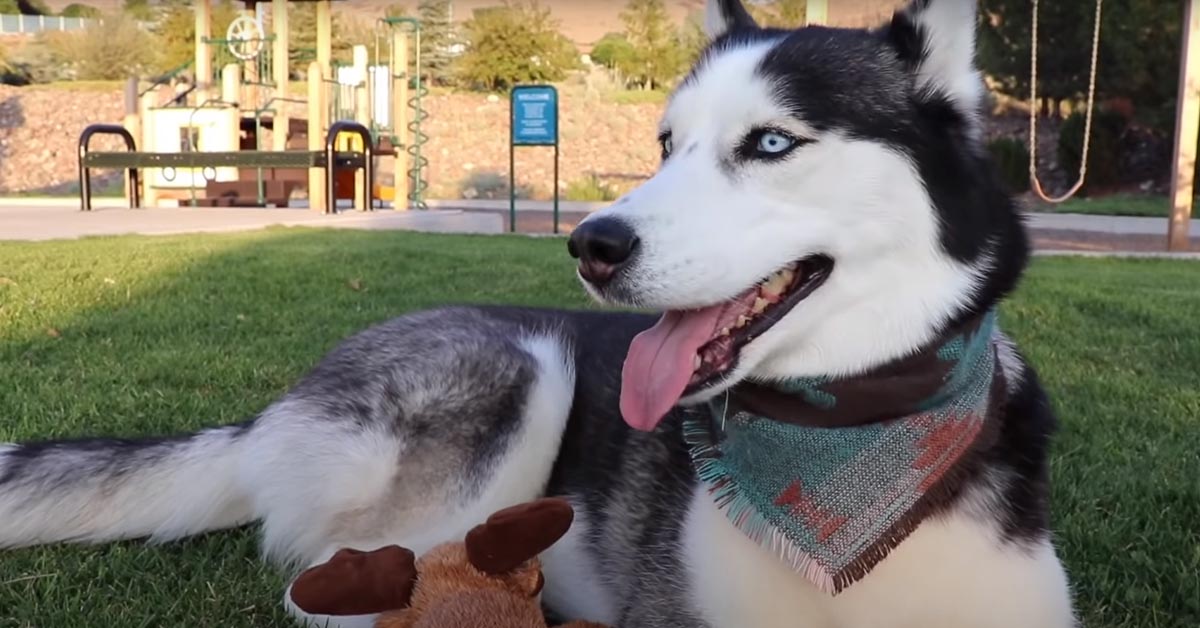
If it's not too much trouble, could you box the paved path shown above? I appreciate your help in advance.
[426,198,1200,236]
[0,205,503,242]
[449,206,1200,253]
[1024,212,1200,236]
[1,200,1198,257]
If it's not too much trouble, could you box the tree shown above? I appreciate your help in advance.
[16,0,51,15]
[122,0,155,21]
[288,2,365,68]
[619,0,685,90]
[151,0,239,74]
[0,0,51,13]
[678,9,708,66]
[456,1,580,92]
[772,0,806,27]
[416,0,460,86]
[979,0,1182,131]
[59,3,100,18]
[749,0,806,28]
[591,32,636,70]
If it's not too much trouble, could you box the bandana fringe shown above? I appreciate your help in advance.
[686,420,841,593]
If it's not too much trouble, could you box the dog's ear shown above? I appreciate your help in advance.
[883,0,985,118]
[705,0,758,39]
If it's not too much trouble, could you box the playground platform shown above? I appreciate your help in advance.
[0,203,503,242]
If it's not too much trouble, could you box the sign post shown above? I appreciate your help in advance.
[510,85,560,234]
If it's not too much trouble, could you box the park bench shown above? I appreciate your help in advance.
[77,120,376,214]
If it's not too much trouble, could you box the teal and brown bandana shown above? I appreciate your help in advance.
[684,310,1003,595]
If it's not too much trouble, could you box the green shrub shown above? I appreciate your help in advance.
[42,12,155,80]
[1057,109,1126,196]
[60,3,101,18]
[986,137,1030,193]
[458,171,535,200]
[564,174,620,201]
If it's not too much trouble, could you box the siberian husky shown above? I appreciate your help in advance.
[0,1,1077,626]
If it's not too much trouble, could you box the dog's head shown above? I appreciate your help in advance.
[568,0,1028,432]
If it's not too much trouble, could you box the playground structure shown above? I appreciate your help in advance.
[78,0,428,213]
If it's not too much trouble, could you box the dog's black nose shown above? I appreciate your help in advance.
[567,218,640,286]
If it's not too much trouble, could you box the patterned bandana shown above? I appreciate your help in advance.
[683,310,1002,595]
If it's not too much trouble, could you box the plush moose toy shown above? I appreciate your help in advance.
[289,498,609,628]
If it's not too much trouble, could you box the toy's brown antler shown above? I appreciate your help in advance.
[291,546,419,617]
[465,497,575,575]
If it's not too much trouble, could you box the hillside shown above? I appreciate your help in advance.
[32,0,905,49]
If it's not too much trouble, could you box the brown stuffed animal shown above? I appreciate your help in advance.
[289,498,609,628]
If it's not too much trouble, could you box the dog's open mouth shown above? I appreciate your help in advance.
[620,255,834,431]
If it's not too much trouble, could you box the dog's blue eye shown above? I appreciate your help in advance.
[660,135,673,159]
[757,131,795,155]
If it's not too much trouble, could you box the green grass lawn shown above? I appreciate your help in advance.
[1032,194,1176,218]
[1,229,1198,627]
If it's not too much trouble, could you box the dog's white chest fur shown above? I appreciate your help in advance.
[682,487,1077,628]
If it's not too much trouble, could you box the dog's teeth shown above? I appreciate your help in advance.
[694,355,702,369]
[720,327,731,337]
[752,298,769,314]
[762,273,789,296]
[780,268,796,284]
[736,315,750,328]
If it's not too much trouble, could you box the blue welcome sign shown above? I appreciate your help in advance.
[511,85,559,146]
[510,85,561,233]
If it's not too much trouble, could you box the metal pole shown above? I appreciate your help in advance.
[510,91,517,233]
[554,86,560,234]
[510,144,517,233]
[393,24,409,209]
[1169,0,1200,251]
[326,129,338,215]
[553,145,560,234]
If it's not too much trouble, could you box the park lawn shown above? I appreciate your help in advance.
[0,229,1198,628]
[1032,194,1173,218]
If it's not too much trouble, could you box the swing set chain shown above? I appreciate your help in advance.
[1029,0,1104,204]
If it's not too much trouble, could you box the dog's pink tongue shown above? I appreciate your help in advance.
[620,307,724,432]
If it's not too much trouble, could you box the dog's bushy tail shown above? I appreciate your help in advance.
[0,421,257,548]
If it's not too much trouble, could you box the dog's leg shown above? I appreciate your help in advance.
[252,332,576,624]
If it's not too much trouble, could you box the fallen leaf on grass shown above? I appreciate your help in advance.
[0,277,16,286]
[348,278,365,292]
[46,328,61,339]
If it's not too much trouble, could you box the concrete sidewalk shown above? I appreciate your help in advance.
[1,198,1198,245]
[1024,212,1200,236]
[0,205,503,242]
[428,199,1200,236]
